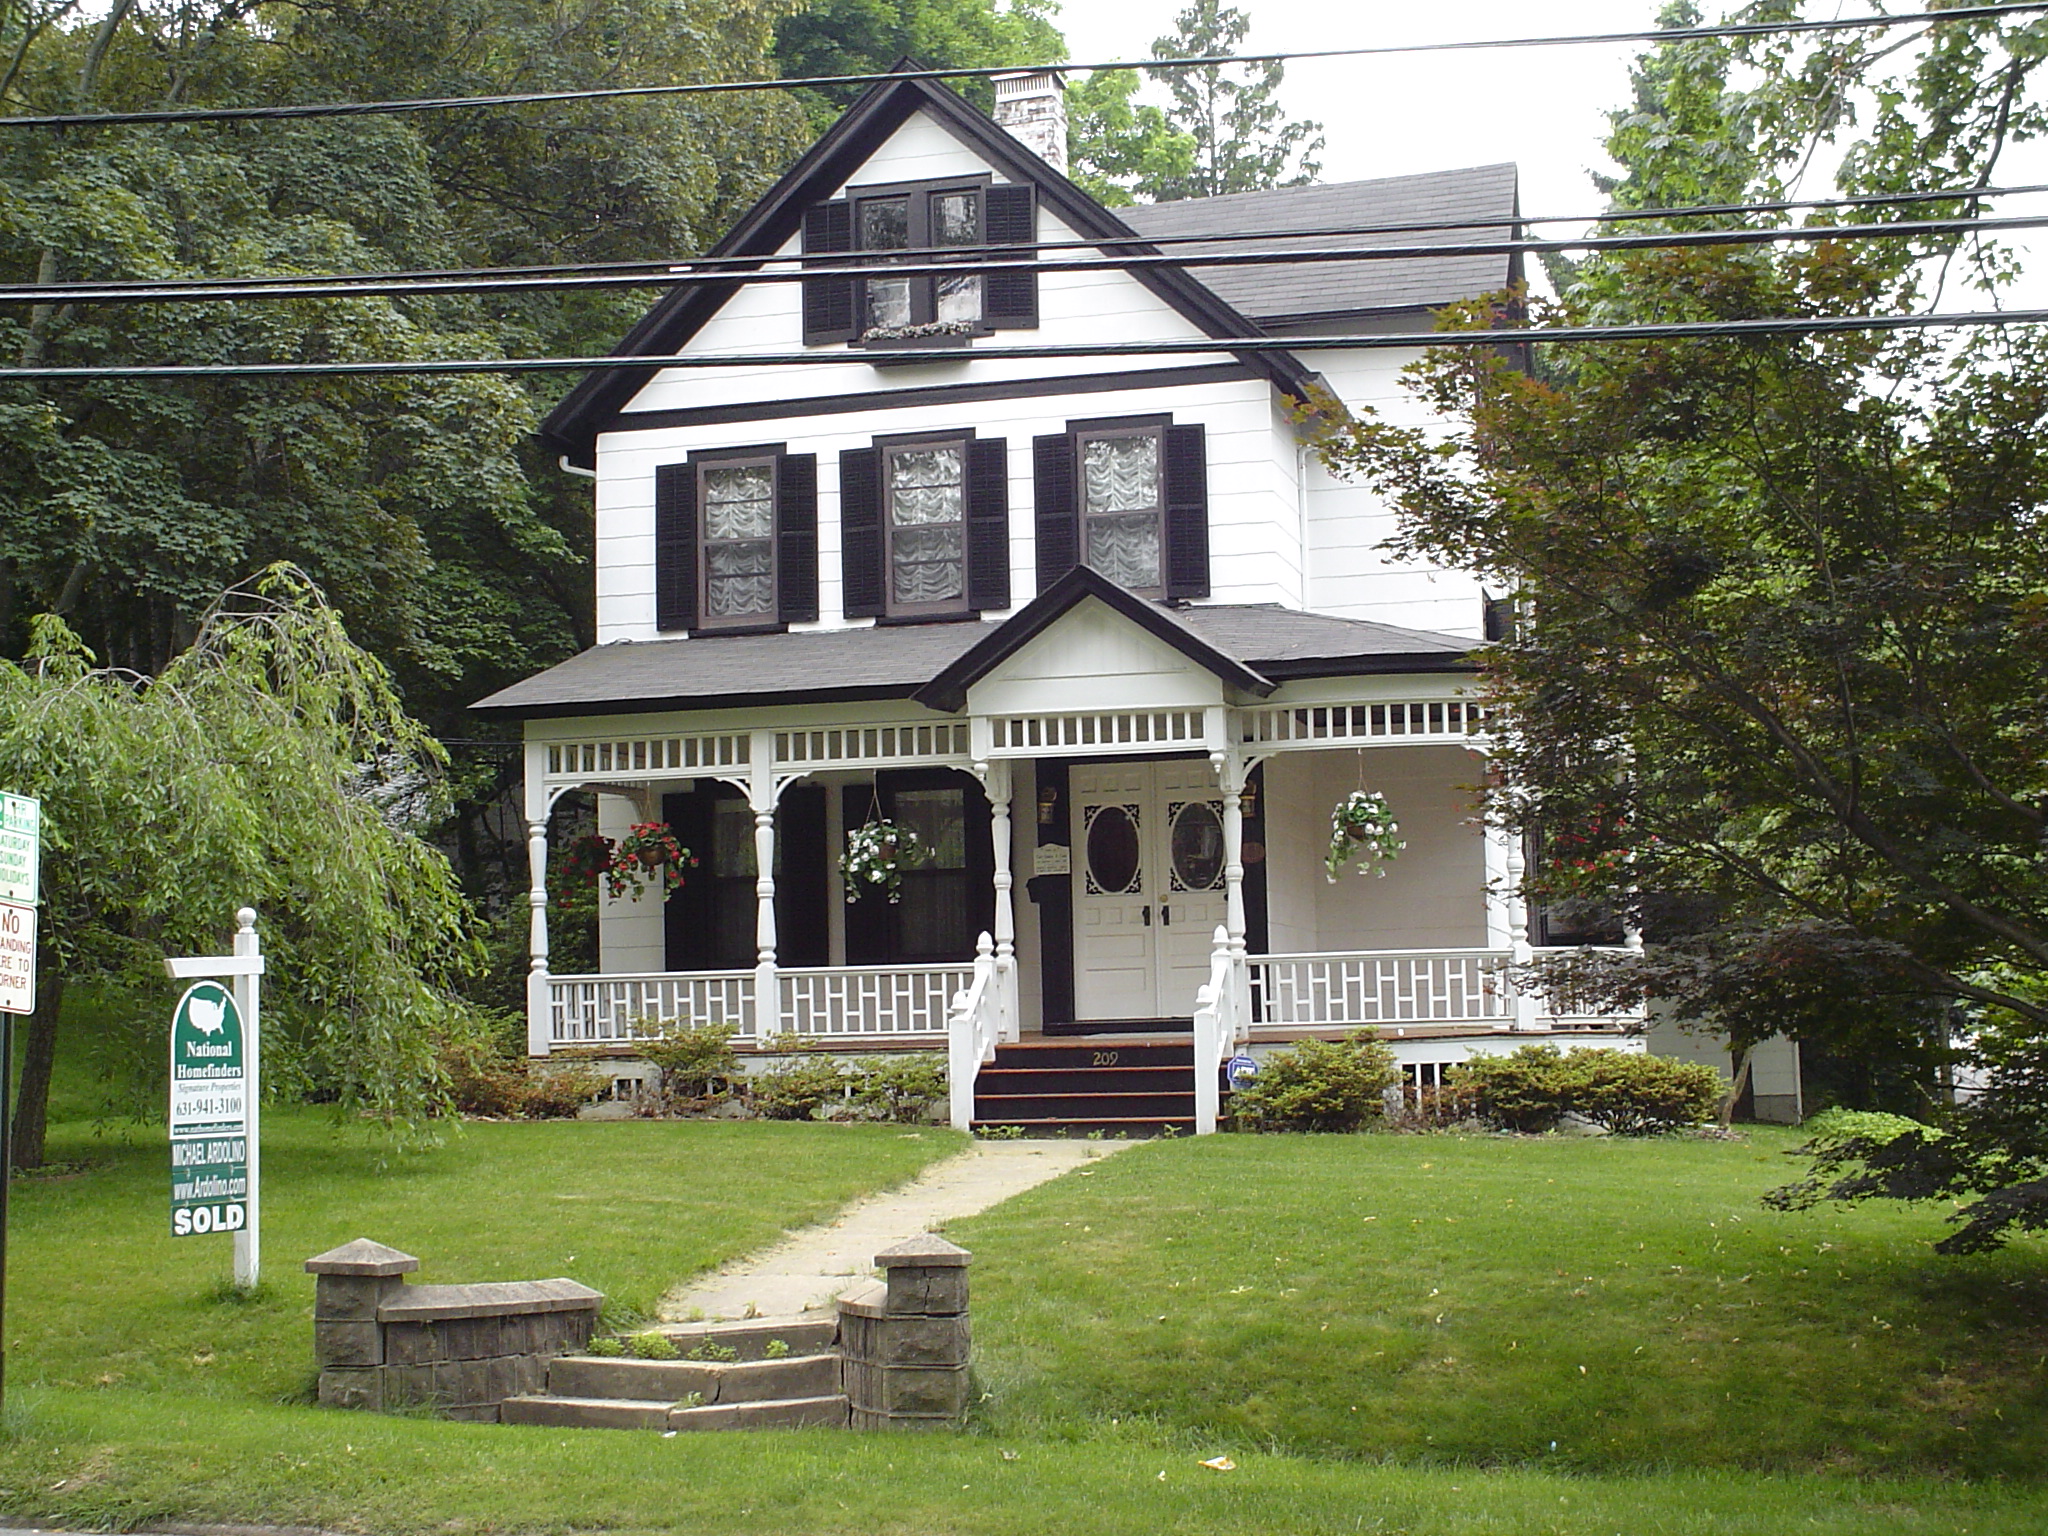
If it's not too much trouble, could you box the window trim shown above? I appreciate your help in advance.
[693,449,781,633]
[845,174,994,345]
[1071,414,1171,601]
[875,428,977,620]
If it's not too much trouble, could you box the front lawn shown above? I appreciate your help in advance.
[0,1108,2041,1536]
[955,1130,2048,1478]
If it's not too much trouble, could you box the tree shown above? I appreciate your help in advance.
[1140,0,1320,201]
[772,0,1064,127]
[0,568,480,1166]
[1302,2,2048,1249]
[1063,66,1195,208]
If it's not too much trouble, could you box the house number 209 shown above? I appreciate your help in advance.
[1092,1050,1119,1067]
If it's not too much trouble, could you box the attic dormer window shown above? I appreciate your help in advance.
[802,178,1038,347]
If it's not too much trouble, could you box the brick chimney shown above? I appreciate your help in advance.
[992,70,1067,175]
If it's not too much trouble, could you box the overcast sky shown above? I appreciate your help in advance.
[1052,0,2048,306]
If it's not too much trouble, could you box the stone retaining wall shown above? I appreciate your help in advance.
[307,1238,603,1421]
[835,1234,972,1429]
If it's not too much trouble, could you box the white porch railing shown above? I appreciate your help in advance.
[1191,926,1244,1134]
[1250,949,1514,1031]
[547,970,757,1046]
[778,962,972,1041]
[947,933,1003,1130]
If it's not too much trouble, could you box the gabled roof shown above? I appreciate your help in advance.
[914,565,1277,712]
[471,587,1474,720]
[1119,164,1522,327]
[539,66,1315,468]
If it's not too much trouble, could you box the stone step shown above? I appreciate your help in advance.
[641,1317,839,1361]
[975,1090,1196,1120]
[989,1039,1194,1070]
[499,1395,671,1430]
[969,1116,1195,1137]
[549,1351,840,1403]
[665,1393,850,1431]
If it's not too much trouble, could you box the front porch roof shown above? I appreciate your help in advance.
[472,592,1476,720]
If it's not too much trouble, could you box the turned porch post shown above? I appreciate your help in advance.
[982,760,1019,1043]
[1504,832,1539,1032]
[1218,748,1250,1012]
[749,730,780,1040]
[523,737,552,1057]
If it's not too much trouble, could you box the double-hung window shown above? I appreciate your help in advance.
[840,433,1011,621]
[652,447,819,634]
[802,178,1038,346]
[1033,415,1211,601]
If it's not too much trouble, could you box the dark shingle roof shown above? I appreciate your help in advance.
[472,604,1473,719]
[1118,164,1520,325]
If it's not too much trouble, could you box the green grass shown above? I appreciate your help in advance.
[953,1131,2048,1479]
[0,1061,2041,1534]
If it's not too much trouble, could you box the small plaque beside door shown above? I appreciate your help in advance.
[1033,843,1072,877]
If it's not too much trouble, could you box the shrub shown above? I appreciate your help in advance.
[1450,1045,1578,1133]
[522,1057,611,1119]
[1800,1106,1927,1147]
[850,1053,947,1123]
[639,1021,740,1100]
[1232,1032,1398,1132]
[1454,1046,1720,1136]
[1573,1051,1721,1135]
[584,1336,625,1358]
[439,1018,607,1119]
[627,1331,680,1360]
[749,1051,846,1121]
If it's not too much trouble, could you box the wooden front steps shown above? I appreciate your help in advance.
[501,1318,848,1432]
[971,1037,1197,1135]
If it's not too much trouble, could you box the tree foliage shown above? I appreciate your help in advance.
[772,0,1062,126]
[0,567,481,1164]
[1304,2,2048,1246]
[1139,0,1320,201]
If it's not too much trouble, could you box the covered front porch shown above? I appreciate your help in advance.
[486,573,1644,1131]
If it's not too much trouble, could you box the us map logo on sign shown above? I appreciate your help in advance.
[169,980,248,1236]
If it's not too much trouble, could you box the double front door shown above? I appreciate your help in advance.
[1071,760,1229,1021]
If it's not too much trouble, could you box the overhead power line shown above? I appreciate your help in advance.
[3,308,2045,381]
[0,4,2039,130]
[6,210,2044,307]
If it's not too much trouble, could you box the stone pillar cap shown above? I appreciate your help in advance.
[875,1233,970,1268]
[305,1238,420,1276]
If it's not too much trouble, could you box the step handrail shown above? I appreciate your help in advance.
[1191,925,1238,1135]
[946,932,1001,1131]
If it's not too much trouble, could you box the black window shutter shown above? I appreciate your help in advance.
[776,452,819,624]
[1162,422,1210,600]
[1033,432,1078,593]
[801,201,856,345]
[662,789,716,971]
[839,447,885,619]
[842,783,892,964]
[774,785,830,967]
[983,184,1037,330]
[654,462,698,632]
[965,436,1010,613]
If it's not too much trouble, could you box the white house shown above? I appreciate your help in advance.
[476,67,1677,1132]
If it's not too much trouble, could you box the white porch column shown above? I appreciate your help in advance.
[523,738,552,1057]
[749,730,779,1040]
[1218,747,1251,1016]
[1505,832,1539,1031]
[982,760,1020,1043]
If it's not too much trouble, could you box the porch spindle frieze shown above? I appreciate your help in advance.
[982,707,1211,757]
[1238,699,1488,750]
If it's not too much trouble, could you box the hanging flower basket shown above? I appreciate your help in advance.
[548,821,695,911]
[840,817,929,904]
[1324,790,1405,882]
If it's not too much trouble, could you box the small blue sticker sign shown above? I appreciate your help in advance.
[1225,1054,1259,1088]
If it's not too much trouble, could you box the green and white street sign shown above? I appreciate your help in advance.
[0,794,37,908]
[169,980,249,1237]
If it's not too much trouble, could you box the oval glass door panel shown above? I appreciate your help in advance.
[1170,801,1225,891]
[1085,804,1142,894]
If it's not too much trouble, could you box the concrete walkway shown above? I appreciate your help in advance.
[659,1137,1133,1322]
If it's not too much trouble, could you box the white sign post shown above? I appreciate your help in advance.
[165,909,264,1290]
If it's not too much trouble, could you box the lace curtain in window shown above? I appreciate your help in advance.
[703,464,774,618]
[888,446,965,605]
[1082,434,1162,591]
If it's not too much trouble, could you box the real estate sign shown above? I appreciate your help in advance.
[169,981,249,1236]
[0,793,38,1015]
